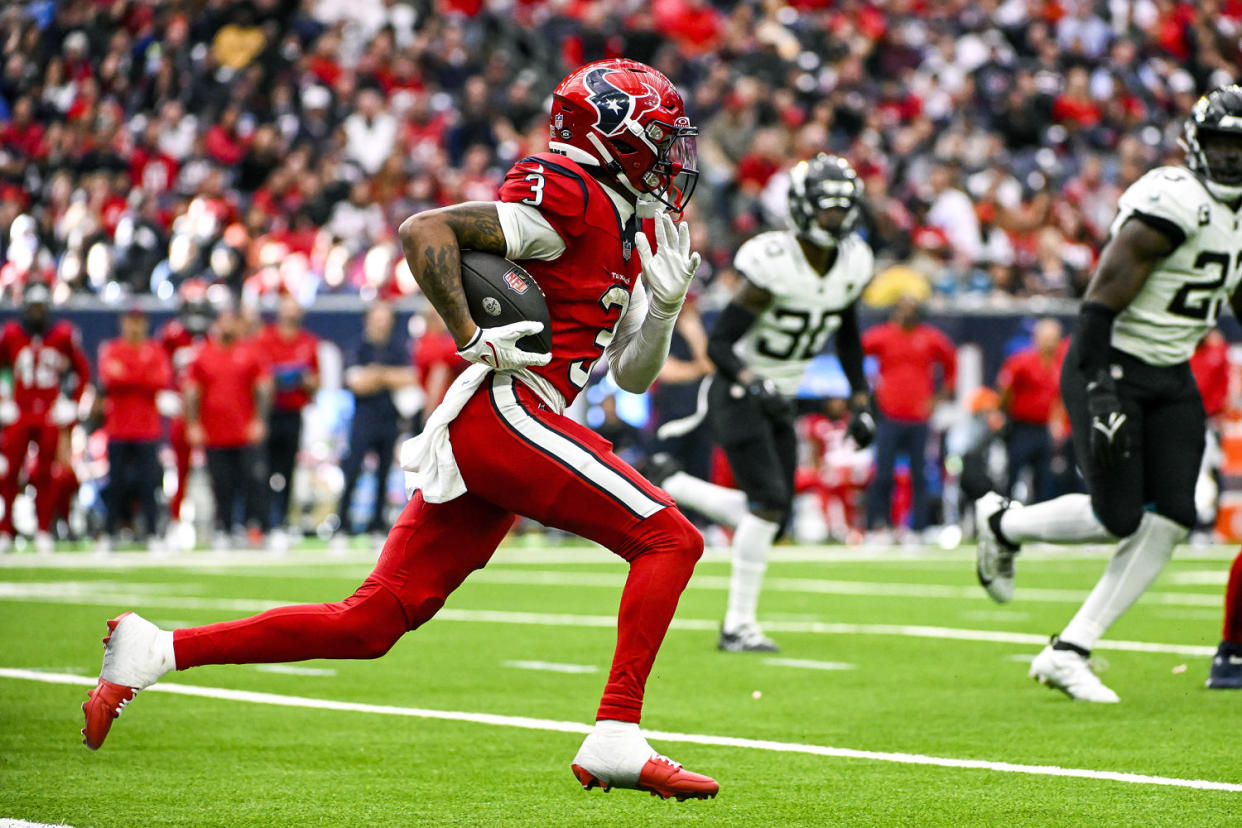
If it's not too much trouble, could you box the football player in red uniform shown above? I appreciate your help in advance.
[83,59,717,801]
[156,280,216,546]
[0,282,91,552]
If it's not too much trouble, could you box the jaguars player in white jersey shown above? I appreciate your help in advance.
[974,85,1242,701]
[654,154,876,652]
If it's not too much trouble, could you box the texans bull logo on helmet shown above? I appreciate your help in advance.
[584,67,660,137]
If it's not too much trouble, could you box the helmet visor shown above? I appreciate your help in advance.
[651,123,698,213]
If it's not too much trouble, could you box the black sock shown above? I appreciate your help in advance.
[1051,635,1090,658]
[989,508,1019,551]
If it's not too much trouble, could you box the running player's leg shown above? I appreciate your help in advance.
[1058,378,1201,652]
[83,488,513,749]
[168,418,190,523]
[450,375,713,796]
[1208,549,1242,688]
[0,419,30,538]
[452,375,702,723]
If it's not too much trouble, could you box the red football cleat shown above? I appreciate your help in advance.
[81,678,138,751]
[571,755,719,801]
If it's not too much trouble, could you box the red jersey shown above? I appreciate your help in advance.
[862,322,957,422]
[496,153,652,405]
[0,320,91,417]
[158,319,204,387]
[252,324,319,412]
[413,330,467,407]
[997,346,1063,425]
[187,337,268,448]
[1191,332,1230,418]
[98,338,172,441]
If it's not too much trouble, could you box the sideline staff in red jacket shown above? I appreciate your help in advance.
[98,306,171,540]
[185,302,272,542]
[997,318,1064,502]
[862,296,957,533]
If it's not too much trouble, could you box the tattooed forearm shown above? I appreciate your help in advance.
[398,202,507,347]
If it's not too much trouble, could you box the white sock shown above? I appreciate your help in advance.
[159,630,177,673]
[723,513,779,632]
[662,472,748,529]
[1060,512,1187,650]
[573,720,653,785]
[999,494,1114,545]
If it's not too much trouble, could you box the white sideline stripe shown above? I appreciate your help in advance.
[466,570,1222,607]
[254,665,336,677]
[3,544,1239,569]
[762,658,855,671]
[0,583,1217,656]
[502,660,598,674]
[2,668,1238,794]
[0,820,76,827]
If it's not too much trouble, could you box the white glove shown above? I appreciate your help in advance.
[50,396,79,427]
[0,399,18,425]
[457,321,552,372]
[634,211,701,320]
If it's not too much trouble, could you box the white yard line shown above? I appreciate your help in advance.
[253,665,336,677]
[1,668,1237,794]
[0,583,1217,657]
[501,660,598,674]
[761,658,855,671]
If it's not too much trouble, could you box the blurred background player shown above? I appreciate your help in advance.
[654,154,876,652]
[1189,328,1229,535]
[862,295,957,539]
[996,318,1065,504]
[183,302,272,547]
[157,281,216,548]
[336,301,415,541]
[97,306,171,549]
[252,294,319,547]
[975,86,1242,702]
[411,305,466,423]
[0,281,91,553]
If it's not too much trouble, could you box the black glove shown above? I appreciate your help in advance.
[1085,371,1130,473]
[745,377,793,419]
[846,395,877,448]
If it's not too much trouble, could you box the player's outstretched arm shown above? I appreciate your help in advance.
[397,202,509,348]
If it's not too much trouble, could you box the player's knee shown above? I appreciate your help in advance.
[623,506,703,564]
[1153,501,1196,532]
[338,586,408,658]
[1092,499,1143,539]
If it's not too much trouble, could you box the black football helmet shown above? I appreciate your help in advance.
[787,153,864,248]
[1182,85,1242,201]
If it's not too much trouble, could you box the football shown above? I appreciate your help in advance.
[459,250,552,355]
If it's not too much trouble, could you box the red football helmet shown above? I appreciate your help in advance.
[549,59,698,213]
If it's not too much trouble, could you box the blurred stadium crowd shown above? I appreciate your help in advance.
[1,0,1240,550]
[1,0,1237,306]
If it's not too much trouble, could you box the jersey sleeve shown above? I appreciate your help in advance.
[494,202,567,262]
[498,157,588,241]
[1112,166,1207,247]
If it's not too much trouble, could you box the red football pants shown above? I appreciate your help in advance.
[0,415,61,534]
[1223,548,1242,645]
[175,375,704,723]
[168,417,191,522]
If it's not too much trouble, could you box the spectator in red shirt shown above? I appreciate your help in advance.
[411,308,466,421]
[98,307,172,543]
[997,318,1064,503]
[184,303,272,544]
[252,295,320,536]
[861,296,957,533]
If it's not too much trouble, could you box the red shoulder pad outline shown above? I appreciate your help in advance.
[499,154,591,238]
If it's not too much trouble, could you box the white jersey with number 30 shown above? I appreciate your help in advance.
[1109,166,1242,366]
[732,230,874,395]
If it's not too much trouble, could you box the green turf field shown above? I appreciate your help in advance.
[1,540,1238,826]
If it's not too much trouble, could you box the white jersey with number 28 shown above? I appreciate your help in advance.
[1109,166,1242,366]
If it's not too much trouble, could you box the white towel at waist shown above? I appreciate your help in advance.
[399,364,564,503]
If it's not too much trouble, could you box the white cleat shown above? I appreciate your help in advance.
[570,721,718,800]
[34,531,54,555]
[975,492,1019,603]
[1029,641,1120,703]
